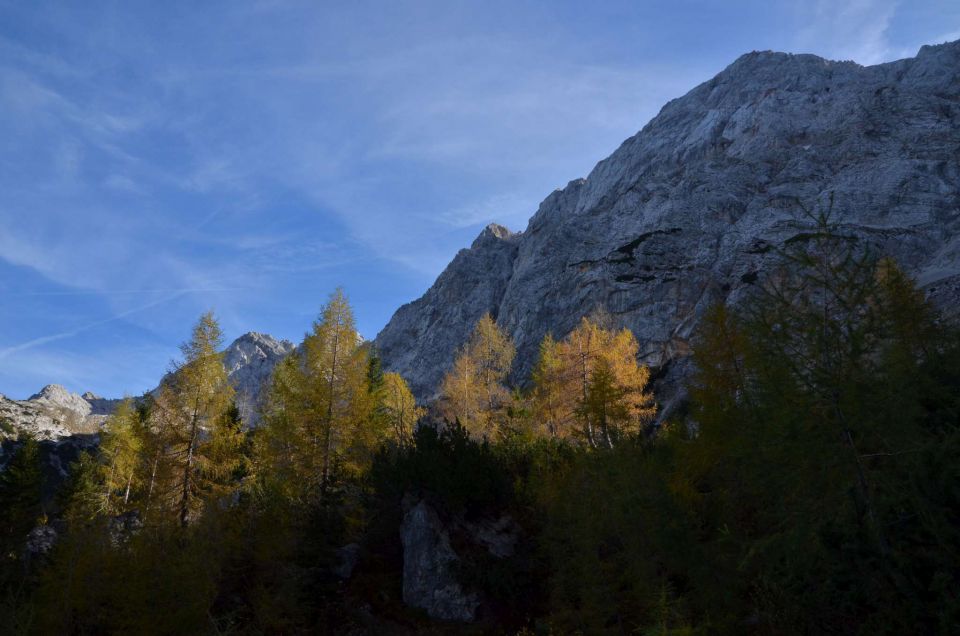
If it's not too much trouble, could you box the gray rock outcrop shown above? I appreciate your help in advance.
[220,332,296,425]
[377,224,520,400]
[0,385,112,441]
[399,494,522,622]
[24,525,58,562]
[400,496,480,622]
[333,543,361,580]
[376,40,960,405]
[108,510,144,547]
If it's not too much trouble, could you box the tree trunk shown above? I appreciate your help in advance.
[123,473,133,506]
[834,392,889,556]
[321,325,341,498]
[146,449,161,512]
[178,408,200,528]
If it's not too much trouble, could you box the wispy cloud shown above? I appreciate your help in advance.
[4,288,246,298]
[0,344,170,400]
[794,0,903,65]
[439,192,540,230]
[0,0,954,397]
[0,291,189,360]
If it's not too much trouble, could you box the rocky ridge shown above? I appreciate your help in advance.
[0,385,114,442]
[376,40,960,408]
[0,332,295,441]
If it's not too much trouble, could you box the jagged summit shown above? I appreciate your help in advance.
[28,384,93,416]
[471,223,518,249]
[5,39,960,432]
[376,39,960,406]
[1,331,296,440]
[1,385,105,441]
[29,384,72,400]
[231,331,293,347]
[221,332,296,424]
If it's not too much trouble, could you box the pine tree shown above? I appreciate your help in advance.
[687,205,960,630]
[59,451,104,524]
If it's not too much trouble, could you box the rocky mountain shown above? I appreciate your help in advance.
[0,385,116,442]
[376,40,960,410]
[0,332,295,441]
[220,332,296,424]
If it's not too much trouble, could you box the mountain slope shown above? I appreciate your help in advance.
[375,40,960,404]
[0,332,295,441]
[0,385,114,441]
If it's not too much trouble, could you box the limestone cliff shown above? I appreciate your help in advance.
[376,40,960,406]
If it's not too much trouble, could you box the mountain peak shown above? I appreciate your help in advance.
[376,39,960,406]
[29,384,75,403]
[471,223,516,249]
[227,332,295,356]
[221,332,296,425]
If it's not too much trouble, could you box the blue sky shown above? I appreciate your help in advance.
[0,0,958,399]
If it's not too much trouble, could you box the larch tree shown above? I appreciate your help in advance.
[440,313,515,439]
[439,352,482,431]
[304,288,378,493]
[257,288,381,502]
[98,399,145,515]
[530,333,566,437]
[255,354,314,500]
[470,313,516,415]
[531,314,655,447]
[381,372,423,448]
[149,311,238,527]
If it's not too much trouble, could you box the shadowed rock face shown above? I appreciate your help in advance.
[375,223,521,400]
[401,496,480,622]
[376,40,960,406]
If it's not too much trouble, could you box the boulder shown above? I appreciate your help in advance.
[24,524,57,562]
[400,495,479,622]
[333,543,361,580]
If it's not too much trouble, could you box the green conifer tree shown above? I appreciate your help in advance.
[0,436,43,556]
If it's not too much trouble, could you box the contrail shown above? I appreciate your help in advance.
[0,290,191,360]
[4,287,245,297]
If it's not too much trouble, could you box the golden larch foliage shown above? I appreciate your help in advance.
[440,313,516,440]
[531,314,655,446]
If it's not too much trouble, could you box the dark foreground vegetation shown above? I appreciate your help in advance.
[1,217,959,634]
